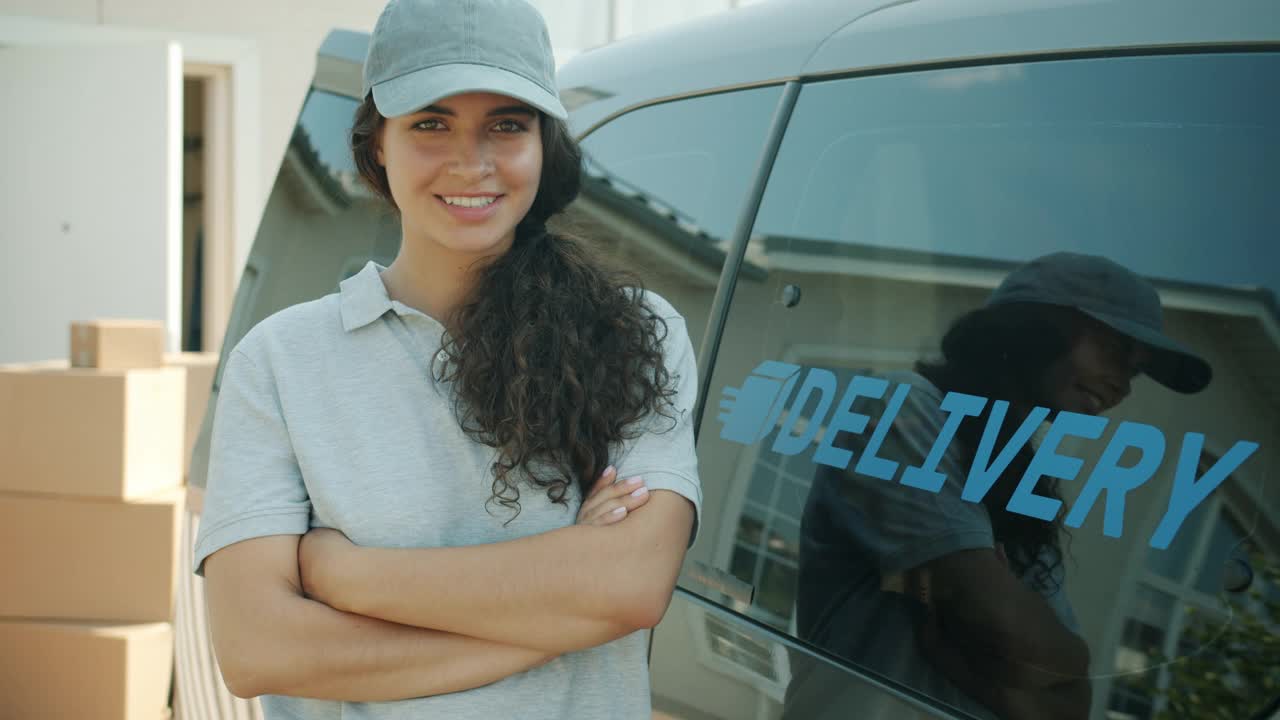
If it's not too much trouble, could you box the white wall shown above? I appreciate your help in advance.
[1,0,387,256]
[0,43,182,364]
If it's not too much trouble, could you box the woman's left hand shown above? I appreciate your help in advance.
[298,526,357,608]
[576,465,650,526]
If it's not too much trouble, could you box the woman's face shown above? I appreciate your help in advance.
[1039,318,1153,415]
[377,92,543,259]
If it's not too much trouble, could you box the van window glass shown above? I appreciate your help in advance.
[218,89,402,360]
[690,52,1278,720]
[571,86,784,348]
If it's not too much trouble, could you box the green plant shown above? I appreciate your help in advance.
[1128,555,1279,719]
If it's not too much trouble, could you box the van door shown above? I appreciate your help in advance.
[683,50,1279,720]
[568,70,984,719]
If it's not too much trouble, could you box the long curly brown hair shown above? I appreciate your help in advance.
[350,94,679,519]
[917,302,1082,592]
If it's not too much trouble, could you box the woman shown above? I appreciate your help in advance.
[194,1,702,718]
[789,252,1211,720]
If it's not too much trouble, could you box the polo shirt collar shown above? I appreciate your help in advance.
[340,261,394,332]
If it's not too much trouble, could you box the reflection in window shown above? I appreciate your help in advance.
[1192,512,1249,597]
[578,86,782,244]
[1109,586,1174,720]
[569,86,782,345]
[1107,491,1276,720]
[690,50,1278,720]
[705,613,778,680]
[222,89,401,358]
[285,90,375,209]
[1144,498,1210,583]
[726,366,873,631]
[753,52,1279,301]
[732,448,807,628]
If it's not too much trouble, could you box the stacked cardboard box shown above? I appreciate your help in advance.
[0,621,174,719]
[0,320,194,720]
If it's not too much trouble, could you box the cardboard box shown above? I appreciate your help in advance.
[0,364,185,499]
[0,619,172,720]
[0,488,184,623]
[165,352,218,478]
[71,319,166,370]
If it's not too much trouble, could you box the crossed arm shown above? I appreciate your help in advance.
[204,533,553,701]
[910,550,1092,720]
[816,408,1090,719]
[203,473,693,701]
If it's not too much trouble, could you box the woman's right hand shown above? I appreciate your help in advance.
[576,465,650,526]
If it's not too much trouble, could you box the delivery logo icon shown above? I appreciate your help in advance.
[717,361,803,444]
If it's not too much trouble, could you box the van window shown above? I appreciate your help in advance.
[693,52,1278,720]
[569,85,784,348]
[217,89,402,368]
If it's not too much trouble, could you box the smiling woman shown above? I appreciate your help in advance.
[366,94,542,264]
[193,1,703,719]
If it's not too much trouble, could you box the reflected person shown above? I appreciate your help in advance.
[788,252,1212,720]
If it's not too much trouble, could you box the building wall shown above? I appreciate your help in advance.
[0,43,183,364]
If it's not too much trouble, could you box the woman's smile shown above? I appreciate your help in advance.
[435,193,505,222]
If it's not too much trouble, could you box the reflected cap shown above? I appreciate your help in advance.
[362,0,567,120]
[986,252,1212,394]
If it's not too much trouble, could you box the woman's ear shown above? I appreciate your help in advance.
[375,124,386,167]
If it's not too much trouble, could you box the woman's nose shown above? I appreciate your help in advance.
[448,138,494,179]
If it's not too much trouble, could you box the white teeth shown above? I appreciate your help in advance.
[442,196,497,208]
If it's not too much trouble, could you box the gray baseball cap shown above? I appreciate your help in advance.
[362,0,568,120]
[987,252,1212,394]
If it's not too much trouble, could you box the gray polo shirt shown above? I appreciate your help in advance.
[194,261,703,720]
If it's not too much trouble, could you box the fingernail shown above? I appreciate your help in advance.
[624,475,644,487]
[630,486,649,498]
[611,506,627,516]
[605,465,616,477]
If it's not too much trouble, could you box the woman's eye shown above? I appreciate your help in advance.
[413,119,445,131]
[494,119,527,133]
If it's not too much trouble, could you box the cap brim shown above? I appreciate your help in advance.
[372,62,567,120]
[1081,309,1213,394]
